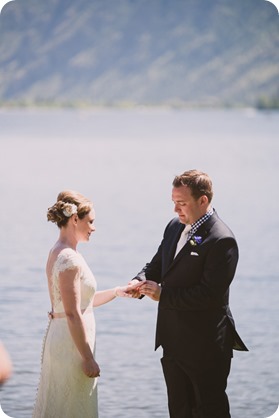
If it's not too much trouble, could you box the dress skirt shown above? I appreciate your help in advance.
[32,313,98,418]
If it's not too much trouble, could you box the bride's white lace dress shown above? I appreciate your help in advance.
[32,248,98,418]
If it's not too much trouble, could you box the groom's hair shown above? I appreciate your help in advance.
[172,169,213,203]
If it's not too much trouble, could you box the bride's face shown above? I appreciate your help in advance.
[77,209,96,242]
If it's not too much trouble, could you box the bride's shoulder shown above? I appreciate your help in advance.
[48,247,81,275]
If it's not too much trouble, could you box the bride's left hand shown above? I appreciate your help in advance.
[114,281,143,297]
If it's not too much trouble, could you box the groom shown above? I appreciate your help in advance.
[131,169,248,418]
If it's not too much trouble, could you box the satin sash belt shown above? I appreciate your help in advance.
[48,308,92,319]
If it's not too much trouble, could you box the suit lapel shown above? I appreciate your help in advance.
[165,222,185,270]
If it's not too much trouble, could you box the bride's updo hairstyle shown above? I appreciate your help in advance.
[47,190,93,228]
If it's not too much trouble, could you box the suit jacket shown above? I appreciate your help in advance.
[142,211,248,368]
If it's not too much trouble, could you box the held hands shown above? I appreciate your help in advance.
[114,280,162,301]
[114,281,145,298]
[125,279,162,301]
[137,280,162,301]
[125,279,143,298]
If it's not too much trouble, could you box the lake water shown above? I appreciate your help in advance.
[0,107,278,418]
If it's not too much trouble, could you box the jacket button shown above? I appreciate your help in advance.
[162,281,165,286]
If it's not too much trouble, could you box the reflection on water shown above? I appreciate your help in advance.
[0,108,279,418]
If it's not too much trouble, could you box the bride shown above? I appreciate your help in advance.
[32,190,136,418]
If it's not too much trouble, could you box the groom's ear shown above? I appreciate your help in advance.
[200,195,208,206]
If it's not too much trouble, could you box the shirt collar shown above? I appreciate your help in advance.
[188,207,214,238]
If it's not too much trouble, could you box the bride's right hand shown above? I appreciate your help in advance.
[82,357,100,378]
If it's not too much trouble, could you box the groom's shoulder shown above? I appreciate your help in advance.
[210,212,236,239]
[167,217,181,228]
[164,217,181,234]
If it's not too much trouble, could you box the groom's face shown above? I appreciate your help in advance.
[172,186,207,225]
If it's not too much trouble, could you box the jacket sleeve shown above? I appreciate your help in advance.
[133,242,163,284]
[134,220,176,283]
[159,236,239,311]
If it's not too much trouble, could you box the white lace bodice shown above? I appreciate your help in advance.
[51,248,97,313]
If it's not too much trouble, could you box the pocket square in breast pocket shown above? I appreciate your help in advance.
[190,252,199,256]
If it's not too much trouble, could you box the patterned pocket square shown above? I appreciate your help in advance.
[190,252,199,256]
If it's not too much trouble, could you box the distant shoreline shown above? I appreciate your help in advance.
[0,101,278,111]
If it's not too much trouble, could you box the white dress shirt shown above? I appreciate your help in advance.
[174,224,192,258]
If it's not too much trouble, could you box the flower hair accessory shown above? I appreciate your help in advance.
[189,235,202,246]
[62,203,78,217]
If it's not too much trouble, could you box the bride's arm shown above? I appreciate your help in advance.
[93,281,141,307]
[93,288,117,307]
[59,267,100,378]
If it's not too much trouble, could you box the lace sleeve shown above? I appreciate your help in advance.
[51,249,81,311]
[54,248,81,274]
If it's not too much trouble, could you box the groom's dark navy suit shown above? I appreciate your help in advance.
[140,210,248,418]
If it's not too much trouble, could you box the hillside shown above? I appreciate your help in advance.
[0,0,278,107]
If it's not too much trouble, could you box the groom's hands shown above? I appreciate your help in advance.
[126,279,161,301]
[137,280,161,301]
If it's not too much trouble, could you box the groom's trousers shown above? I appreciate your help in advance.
[161,352,232,418]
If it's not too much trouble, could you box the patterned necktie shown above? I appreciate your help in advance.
[174,224,192,258]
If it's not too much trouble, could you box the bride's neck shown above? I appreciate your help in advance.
[58,229,78,250]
